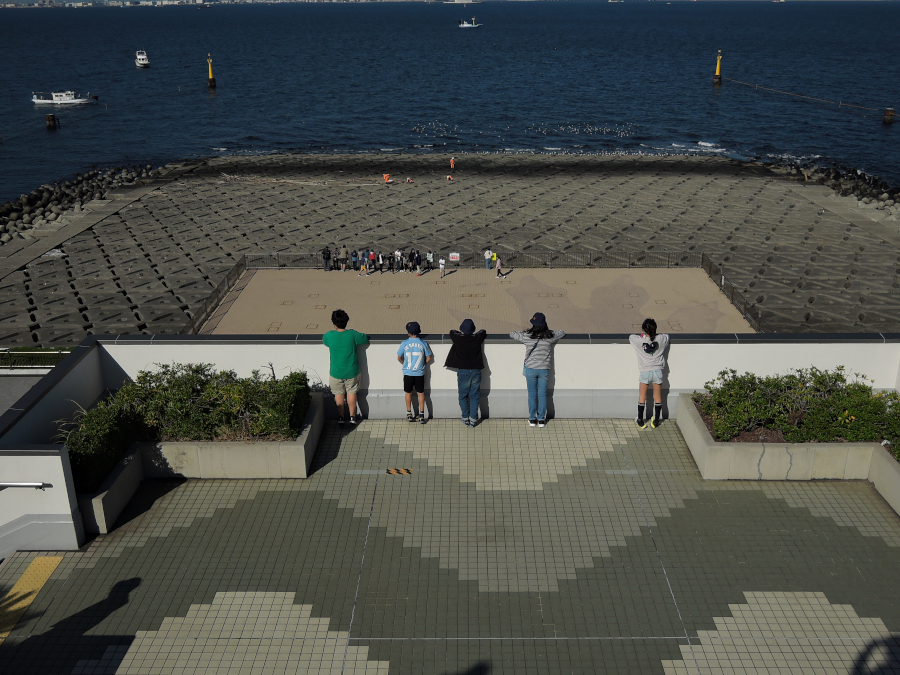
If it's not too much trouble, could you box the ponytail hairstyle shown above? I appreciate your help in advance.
[642,318,657,341]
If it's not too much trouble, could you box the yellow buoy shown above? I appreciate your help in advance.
[713,50,722,86]
[207,53,216,89]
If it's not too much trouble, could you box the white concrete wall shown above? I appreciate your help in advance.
[1,347,107,445]
[0,447,84,560]
[100,338,900,418]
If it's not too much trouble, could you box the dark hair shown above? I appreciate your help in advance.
[332,309,349,330]
[642,318,657,341]
[526,325,554,340]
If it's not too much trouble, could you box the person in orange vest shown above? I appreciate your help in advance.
[383,173,391,184]
[447,175,453,181]
[450,157,456,170]
[406,177,413,183]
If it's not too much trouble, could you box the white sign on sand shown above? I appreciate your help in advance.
[449,252,460,262]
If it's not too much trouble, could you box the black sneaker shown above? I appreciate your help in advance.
[417,414,426,425]
[338,417,345,425]
[635,417,646,429]
[538,420,546,428]
[529,419,537,427]
[406,411,415,422]
[349,415,357,425]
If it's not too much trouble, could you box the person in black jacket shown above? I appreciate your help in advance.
[445,318,487,427]
[322,246,331,272]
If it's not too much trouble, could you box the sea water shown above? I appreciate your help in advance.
[1,1,898,201]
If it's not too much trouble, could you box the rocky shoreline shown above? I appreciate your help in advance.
[768,161,900,221]
[3,156,899,247]
[0,164,165,246]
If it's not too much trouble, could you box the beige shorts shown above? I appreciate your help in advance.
[330,374,360,395]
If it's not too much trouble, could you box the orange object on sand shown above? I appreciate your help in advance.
[447,175,453,181]
[383,174,390,183]
[406,177,413,183]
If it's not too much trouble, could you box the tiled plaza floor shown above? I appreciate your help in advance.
[2,420,900,674]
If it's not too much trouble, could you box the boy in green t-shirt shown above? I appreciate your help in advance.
[322,309,370,424]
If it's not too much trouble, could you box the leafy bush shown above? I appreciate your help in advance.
[694,367,900,455]
[62,364,310,493]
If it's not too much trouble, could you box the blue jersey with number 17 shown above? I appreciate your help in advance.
[398,337,432,376]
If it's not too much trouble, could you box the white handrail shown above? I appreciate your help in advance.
[0,482,50,490]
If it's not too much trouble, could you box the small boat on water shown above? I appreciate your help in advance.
[32,91,97,105]
[458,17,481,28]
[135,50,150,68]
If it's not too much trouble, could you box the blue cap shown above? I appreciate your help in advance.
[406,321,421,335]
[530,312,547,327]
[460,319,476,334]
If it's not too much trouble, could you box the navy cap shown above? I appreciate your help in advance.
[530,312,547,327]
[406,321,421,335]
[460,319,476,334]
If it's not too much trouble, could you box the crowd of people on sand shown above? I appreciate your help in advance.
[320,246,511,280]
[321,246,448,277]
[322,309,669,430]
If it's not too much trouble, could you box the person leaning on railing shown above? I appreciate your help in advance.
[510,313,566,428]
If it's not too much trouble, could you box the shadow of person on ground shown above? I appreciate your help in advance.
[850,636,900,674]
[0,578,141,675]
[441,661,490,675]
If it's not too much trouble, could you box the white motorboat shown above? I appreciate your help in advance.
[458,17,481,28]
[32,91,97,105]
[135,50,150,68]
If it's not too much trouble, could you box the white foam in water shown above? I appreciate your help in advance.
[697,141,717,147]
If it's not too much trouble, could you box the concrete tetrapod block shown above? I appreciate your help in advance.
[77,445,144,535]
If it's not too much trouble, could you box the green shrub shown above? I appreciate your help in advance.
[694,367,900,455]
[62,364,310,493]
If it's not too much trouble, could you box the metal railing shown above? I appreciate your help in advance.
[183,250,773,334]
[0,349,70,369]
[701,253,773,333]
[181,255,247,335]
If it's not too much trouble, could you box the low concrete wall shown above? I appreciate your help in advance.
[76,394,324,536]
[100,334,900,419]
[77,445,144,535]
[0,446,84,560]
[676,393,900,517]
[142,392,324,480]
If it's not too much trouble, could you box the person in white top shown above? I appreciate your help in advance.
[628,318,671,429]
[483,248,492,271]
[439,255,446,278]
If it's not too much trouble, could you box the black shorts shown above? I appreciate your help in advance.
[403,375,425,393]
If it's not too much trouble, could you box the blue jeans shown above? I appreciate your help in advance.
[485,259,492,270]
[457,369,482,421]
[525,367,549,421]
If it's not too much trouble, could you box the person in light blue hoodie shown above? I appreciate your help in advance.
[510,312,566,428]
[397,321,433,423]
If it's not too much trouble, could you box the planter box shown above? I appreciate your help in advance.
[142,392,324,479]
[77,393,323,534]
[77,445,144,535]
[676,392,900,517]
